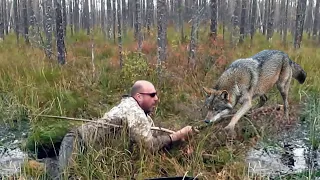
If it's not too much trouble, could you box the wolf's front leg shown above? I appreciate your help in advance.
[224,98,252,135]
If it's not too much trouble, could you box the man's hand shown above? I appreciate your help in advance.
[169,126,199,142]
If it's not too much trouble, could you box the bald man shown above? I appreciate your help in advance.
[58,80,196,175]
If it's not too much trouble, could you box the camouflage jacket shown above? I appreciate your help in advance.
[76,96,172,153]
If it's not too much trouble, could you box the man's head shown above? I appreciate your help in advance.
[131,80,159,114]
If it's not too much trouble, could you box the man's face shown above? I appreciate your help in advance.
[138,85,159,114]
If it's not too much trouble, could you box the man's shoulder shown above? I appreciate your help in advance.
[103,96,145,118]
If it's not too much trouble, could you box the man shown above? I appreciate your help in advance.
[58,80,197,173]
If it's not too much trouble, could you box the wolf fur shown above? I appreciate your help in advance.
[202,50,307,134]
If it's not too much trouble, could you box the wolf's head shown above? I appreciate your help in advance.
[202,87,233,124]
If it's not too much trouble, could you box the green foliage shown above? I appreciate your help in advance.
[120,52,153,87]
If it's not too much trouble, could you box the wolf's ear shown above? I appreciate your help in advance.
[220,90,229,101]
[202,87,214,96]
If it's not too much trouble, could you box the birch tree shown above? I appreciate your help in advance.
[157,0,167,72]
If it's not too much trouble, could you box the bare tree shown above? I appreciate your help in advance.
[305,0,313,39]
[135,0,142,53]
[313,0,320,38]
[14,0,20,42]
[74,0,79,33]
[189,0,203,68]
[22,0,29,44]
[282,0,289,45]
[294,0,307,49]
[117,0,123,68]
[267,0,275,41]
[44,0,53,59]
[101,0,106,38]
[54,0,66,64]
[250,0,257,41]
[62,0,67,34]
[0,1,4,40]
[178,0,184,42]
[69,0,73,36]
[107,0,112,38]
[113,0,116,44]
[157,0,167,72]
[263,0,268,35]
[231,0,241,45]
[121,0,126,36]
[210,0,217,39]
[239,0,247,44]
[146,0,153,36]
[84,0,90,35]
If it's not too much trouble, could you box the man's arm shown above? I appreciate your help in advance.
[127,113,173,153]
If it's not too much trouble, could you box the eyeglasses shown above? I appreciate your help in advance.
[139,92,157,97]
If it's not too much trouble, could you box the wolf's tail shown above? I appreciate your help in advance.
[290,59,307,84]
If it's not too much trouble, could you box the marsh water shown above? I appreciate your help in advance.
[0,121,29,177]
[246,120,320,178]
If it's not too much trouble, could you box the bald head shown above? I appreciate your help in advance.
[130,80,158,114]
[130,80,155,96]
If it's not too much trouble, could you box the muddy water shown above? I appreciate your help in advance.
[0,121,30,177]
[246,120,320,178]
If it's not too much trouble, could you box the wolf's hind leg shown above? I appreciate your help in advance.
[277,70,292,122]
[258,94,268,108]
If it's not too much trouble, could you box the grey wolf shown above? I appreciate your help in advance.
[202,50,306,135]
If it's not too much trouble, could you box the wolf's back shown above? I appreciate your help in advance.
[251,50,307,84]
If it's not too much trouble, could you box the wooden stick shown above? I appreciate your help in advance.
[31,114,175,134]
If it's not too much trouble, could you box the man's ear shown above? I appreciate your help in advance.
[202,87,214,96]
[220,90,229,101]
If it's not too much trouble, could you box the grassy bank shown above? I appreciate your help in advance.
[0,25,319,179]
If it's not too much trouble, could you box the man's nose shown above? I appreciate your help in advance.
[154,95,159,101]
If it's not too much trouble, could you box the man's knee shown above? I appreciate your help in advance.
[58,131,84,173]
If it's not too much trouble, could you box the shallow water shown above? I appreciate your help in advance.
[246,121,320,178]
[0,121,29,177]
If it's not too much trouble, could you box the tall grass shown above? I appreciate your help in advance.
[0,25,319,179]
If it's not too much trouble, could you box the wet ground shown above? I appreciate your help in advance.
[0,120,29,177]
[246,118,320,178]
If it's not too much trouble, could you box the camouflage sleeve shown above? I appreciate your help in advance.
[127,113,172,153]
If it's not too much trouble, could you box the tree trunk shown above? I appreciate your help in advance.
[294,0,307,49]
[157,0,167,72]
[312,0,320,38]
[112,0,116,43]
[101,0,105,38]
[0,1,4,40]
[239,0,247,44]
[135,0,142,52]
[14,0,19,42]
[54,0,66,64]
[22,0,29,44]
[267,0,275,41]
[263,0,268,35]
[282,0,289,45]
[117,0,123,68]
[250,0,257,41]
[210,0,217,39]
[178,0,184,43]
